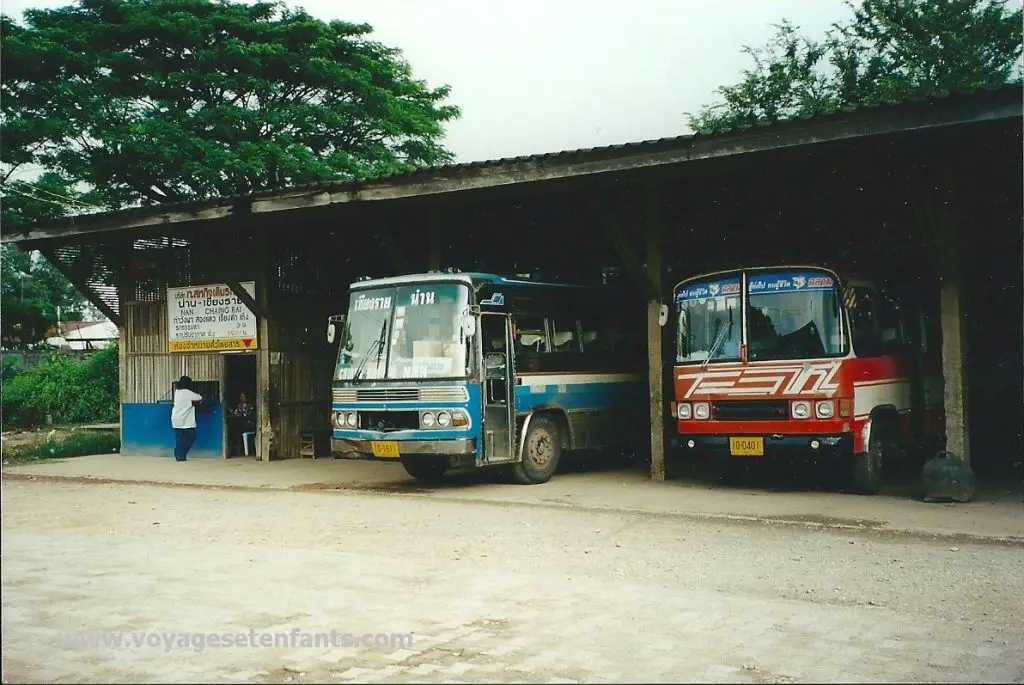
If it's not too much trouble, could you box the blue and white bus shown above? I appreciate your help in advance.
[327,271,647,484]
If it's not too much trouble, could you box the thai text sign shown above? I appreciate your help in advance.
[167,282,258,353]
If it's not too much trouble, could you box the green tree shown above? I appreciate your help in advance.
[0,172,99,346]
[0,0,460,211]
[1,241,91,347]
[687,0,1023,132]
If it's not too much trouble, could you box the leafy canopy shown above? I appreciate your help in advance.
[687,0,1023,133]
[0,0,461,208]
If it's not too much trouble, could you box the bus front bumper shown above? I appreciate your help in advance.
[332,437,476,458]
[675,434,854,458]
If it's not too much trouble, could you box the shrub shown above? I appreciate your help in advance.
[3,430,120,462]
[1,344,119,428]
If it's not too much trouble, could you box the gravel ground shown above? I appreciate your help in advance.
[2,479,1022,684]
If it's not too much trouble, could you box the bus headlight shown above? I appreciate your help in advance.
[420,411,436,428]
[677,403,692,420]
[791,401,810,419]
[334,412,347,428]
[815,400,835,419]
[437,412,452,427]
[346,411,358,428]
[694,402,710,420]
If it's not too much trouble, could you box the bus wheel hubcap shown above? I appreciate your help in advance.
[529,429,553,468]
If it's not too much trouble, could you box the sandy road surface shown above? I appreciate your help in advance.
[2,479,1022,683]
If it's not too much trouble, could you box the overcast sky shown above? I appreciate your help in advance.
[3,0,852,163]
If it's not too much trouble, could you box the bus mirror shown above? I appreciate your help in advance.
[658,304,669,328]
[327,314,346,343]
[462,314,477,337]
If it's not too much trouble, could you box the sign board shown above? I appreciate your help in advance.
[167,282,258,353]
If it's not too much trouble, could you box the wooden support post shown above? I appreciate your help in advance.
[225,280,270,321]
[117,241,131,453]
[255,237,274,462]
[36,246,123,326]
[588,195,660,301]
[645,190,666,482]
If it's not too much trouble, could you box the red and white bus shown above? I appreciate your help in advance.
[670,265,944,494]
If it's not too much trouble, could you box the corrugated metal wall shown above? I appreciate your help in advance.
[123,302,224,403]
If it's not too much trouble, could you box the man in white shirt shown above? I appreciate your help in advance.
[172,375,203,461]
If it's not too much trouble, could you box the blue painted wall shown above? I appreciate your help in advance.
[121,402,224,459]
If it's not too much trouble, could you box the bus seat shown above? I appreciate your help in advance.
[552,331,575,349]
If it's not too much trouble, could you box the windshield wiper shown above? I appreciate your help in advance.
[700,305,734,371]
[352,320,388,381]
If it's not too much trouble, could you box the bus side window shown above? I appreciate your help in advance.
[848,286,882,357]
[579,319,600,353]
[550,318,579,352]
[513,316,548,354]
[876,289,905,355]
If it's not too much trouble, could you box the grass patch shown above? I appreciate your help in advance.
[3,430,120,463]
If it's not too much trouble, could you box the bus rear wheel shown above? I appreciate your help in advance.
[511,414,561,485]
[400,454,450,483]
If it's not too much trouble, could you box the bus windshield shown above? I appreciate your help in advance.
[747,270,845,361]
[675,276,742,363]
[334,283,471,381]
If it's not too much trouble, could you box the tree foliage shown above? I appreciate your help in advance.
[1,240,94,347]
[687,0,1023,132]
[0,0,461,210]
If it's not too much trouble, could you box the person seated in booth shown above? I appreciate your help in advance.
[232,392,256,427]
[232,392,257,456]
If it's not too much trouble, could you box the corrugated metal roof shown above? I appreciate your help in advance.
[5,83,1020,235]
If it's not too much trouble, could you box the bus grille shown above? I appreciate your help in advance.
[712,400,789,421]
[333,386,469,403]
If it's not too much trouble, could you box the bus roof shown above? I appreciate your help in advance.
[349,271,600,291]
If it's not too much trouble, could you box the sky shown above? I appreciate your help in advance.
[1,0,853,163]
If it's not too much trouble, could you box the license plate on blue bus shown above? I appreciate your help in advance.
[370,441,401,458]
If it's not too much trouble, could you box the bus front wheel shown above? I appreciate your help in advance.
[511,414,562,485]
[400,455,450,483]
[851,421,895,495]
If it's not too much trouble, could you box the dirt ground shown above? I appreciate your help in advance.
[2,478,1022,684]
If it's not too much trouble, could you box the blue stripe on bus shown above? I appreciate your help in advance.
[332,428,478,441]
[514,380,646,411]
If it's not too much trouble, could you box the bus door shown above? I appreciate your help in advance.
[479,312,516,464]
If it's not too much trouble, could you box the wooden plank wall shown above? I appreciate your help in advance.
[123,301,224,403]
[265,291,337,459]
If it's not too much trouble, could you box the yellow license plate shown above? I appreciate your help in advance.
[729,437,764,456]
[370,441,401,459]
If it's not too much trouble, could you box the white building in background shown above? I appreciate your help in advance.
[45,319,118,351]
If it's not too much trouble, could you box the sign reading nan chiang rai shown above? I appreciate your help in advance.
[167,282,258,353]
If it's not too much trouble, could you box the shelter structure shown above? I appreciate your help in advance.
[3,85,1020,478]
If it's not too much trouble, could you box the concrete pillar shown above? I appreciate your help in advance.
[646,192,665,481]
[934,202,970,464]
[939,280,970,463]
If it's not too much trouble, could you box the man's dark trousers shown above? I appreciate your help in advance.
[174,428,196,461]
